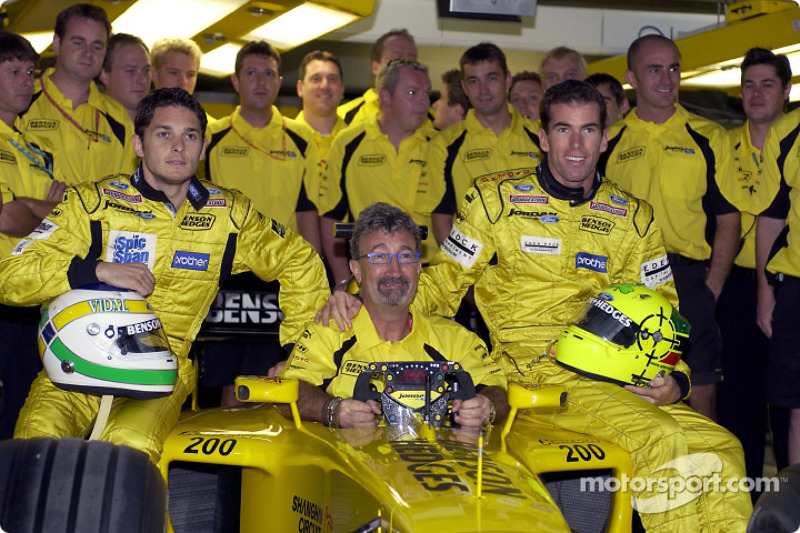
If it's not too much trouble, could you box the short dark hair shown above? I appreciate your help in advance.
[510,71,542,93]
[540,80,607,133]
[371,29,415,64]
[134,88,207,139]
[103,33,149,73]
[235,41,281,77]
[441,68,470,116]
[627,35,679,71]
[585,73,626,107]
[299,50,343,81]
[0,31,38,65]
[55,4,111,41]
[741,47,792,89]
[351,202,422,258]
[460,42,508,76]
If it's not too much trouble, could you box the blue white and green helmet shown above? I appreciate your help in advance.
[39,284,177,399]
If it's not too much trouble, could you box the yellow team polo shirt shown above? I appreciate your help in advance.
[600,104,744,261]
[0,120,56,256]
[752,108,800,278]
[19,69,137,185]
[425,108,544,216]
[320,116,439,261]
[729,123,764,269]
[203,106,321,231]
[281,306,506,399]
[337,88,379,126]
[294,110,346,204]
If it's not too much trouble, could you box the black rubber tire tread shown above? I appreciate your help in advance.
[748,464,800,533]
[0,438,166,533]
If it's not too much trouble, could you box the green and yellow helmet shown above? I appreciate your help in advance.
[554,283,690,387]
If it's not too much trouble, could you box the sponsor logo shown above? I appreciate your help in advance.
[102,188,142,204]
[105,231,157,269]
[50,209,63,217]
[590,201,627,218]
[172,250,210,271]
[465,149,491,161]
[206,188,222,195]
[640,254,673,288]
[618,147,644,162]
[27,119,58,130]
[476,168,535,184]
[509,194,549,205]
[409,159,426,166]
[508,209,557,220]
[124,318,162,335]
[179,213,215,231]
[576,252,608,273]
[540,215,559,224]
[521,236,561,255]
[270,150,297,158]
[580,215,615,235]
[510,150,540,159]
[609,194,628,205]
[442,227,483,268]
[664,146,695,155]
[137,212,156,220]
[108,180,129,190]
[597,292,613,301]
[514,183,535,192]
[271,219,286,238]
[12,219,60,255]
[342,360,370,376]
[590,297,631,327]
[205,290,283,325]
[102,200,154,219]
[221,146,249,157]
[0,150,16,163]
[359,154,385,166]
[88,298,130,313]
[205,198,228,208]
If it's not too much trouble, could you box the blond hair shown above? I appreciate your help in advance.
[151,38,201,70]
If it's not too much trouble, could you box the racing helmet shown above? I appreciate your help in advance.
[39,284,177,399]
[554,282,690,387]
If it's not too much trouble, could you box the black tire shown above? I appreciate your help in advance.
[0,438,166,533]
[748,464,800,533]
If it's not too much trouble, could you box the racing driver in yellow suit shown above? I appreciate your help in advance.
[0,88,329,463]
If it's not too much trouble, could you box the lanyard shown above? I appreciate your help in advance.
[40,80,110,148]
[751,152,760,171]
[7,135,53,179]
[229,114,287,161]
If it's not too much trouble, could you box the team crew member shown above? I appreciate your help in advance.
[19,4,137,184]
[204,41,322,253]
[324,81,752,531]
[99,33,151,121]
[0,88,329,463]
[717,48,792,485]
[0,31,67,439]
[753,106,800,465]
[585,73,629,128]
[321,59,438,285]
[150,37,201,94]
[282,203,506,429]
[598,35,743,419]
[539,46,589,91]
[337,29,417,126]
[508,71,543,121]
[294,50,346,167]
[426,42,544,240]
[431,69,470,131]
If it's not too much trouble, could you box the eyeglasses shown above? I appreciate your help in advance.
[358,252,421,264]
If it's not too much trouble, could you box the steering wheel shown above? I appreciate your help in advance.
[352,361,476,427]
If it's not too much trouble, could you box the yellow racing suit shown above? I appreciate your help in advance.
[413,161,751,532]
[0,169,329,462]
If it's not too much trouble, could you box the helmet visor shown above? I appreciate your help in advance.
[116,318,170,355]
[573,298,639,348]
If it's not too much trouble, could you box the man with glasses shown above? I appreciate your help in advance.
[281,202,506,429]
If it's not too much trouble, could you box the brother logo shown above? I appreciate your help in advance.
[172,251,210,271]
[575,252,608,273]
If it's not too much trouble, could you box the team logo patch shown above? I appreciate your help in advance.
[271,219,287,238]
[476,168,535,184]
[464,149,491,161]
[180,213,215,231]
[609,194,628,205]
[640,254,673,288]
[580,215,615,235]
[137,212,156,220]
[0,150,16,163]
[221,147,249,157]
[102,188,142,204]
[108,180,129,190]
[617,147,644,162]
[589,201,627,218]
[359,154,385,166]
[27,119,58,131]
[510,151,539,159]
[540,215,559,224]
[342,360,370,376]
[206,188,222,195]
[205,198,228,208]
[442,226,483,268]
[11,219,60,255]
[509,194,549,205]
[171,251,210,271]
[597,292,613,302]
[105,231,157,269]
[514,183,535,192]
[575,252,608,273]
[664,146,696,155]
[521,236,561,255]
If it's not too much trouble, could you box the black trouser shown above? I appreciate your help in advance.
[0,304,42,440]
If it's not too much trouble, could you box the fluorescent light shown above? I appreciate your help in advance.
[200,43,242,77]
[245,2,358,50]
[20,32,53,54]
[112,0,249,48]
